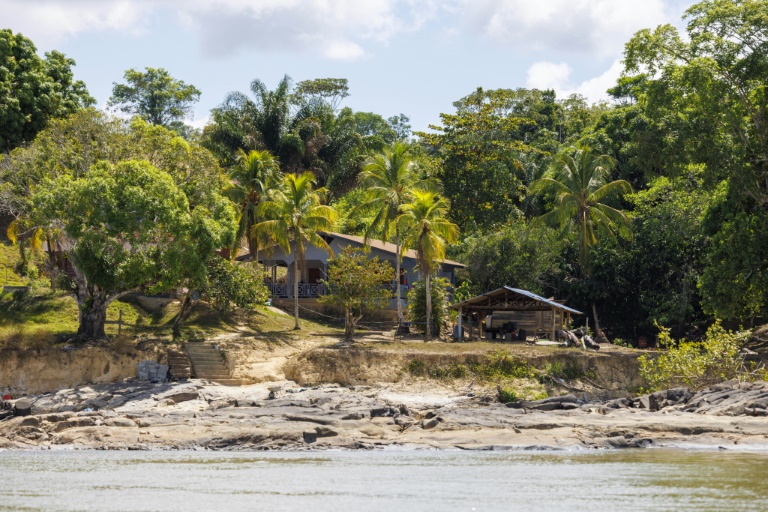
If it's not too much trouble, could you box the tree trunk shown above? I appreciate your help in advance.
[77,289,108,339]
[425,272,432,342]
[293,260,300,330]
[592,303,609,344]
[345,306,355,340]
[173,294,193,336]
[395,233,403,324]
[46,235,57,292]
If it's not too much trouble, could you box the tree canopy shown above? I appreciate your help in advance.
[0,30,94,152]
[108,67,201,129]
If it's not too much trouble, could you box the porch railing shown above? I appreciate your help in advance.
[267,282,325,298]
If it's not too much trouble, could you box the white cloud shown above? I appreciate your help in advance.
[460,0,678,57]
[526,62,572,91]
[1,0,151,48]
[1,0,437,60]
[526,59,623,102]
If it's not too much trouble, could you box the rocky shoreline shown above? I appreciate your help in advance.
[2,379,768,451]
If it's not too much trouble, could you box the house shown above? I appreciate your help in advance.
[241,232,465,307]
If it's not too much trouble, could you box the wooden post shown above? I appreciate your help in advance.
[457,307,463,341]
[551,307,556,341]
[118,308,123,335]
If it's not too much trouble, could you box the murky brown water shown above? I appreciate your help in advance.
[1,449,767,511]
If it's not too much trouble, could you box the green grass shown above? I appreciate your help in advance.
[0,242,25,286]
[0,280,344,349]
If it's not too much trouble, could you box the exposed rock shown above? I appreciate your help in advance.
[167,390,200,404]
[314,426,338,437]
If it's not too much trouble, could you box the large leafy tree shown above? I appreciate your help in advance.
[2,110,236,338]
[398,190,459,341]
[254,172,337,329]
[622,0,768,321]
[0,29,94,152]
[532,144,633,338]
[108,67,201,130]
[32,160,235,338]
[357,142,436,323]
[227,149,281,259]
[417,88,555,231]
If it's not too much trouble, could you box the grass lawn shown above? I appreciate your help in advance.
[0,242,25,286]
[0,283,343,349]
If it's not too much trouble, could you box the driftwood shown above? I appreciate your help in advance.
[556,328,599,351]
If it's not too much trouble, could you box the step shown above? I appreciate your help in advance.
[206,379,242,386]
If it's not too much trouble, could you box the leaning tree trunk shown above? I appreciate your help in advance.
[425,272,432,342]
[293,260,300,330]
[173,294,193,335]
[592,303,609,344]
[77,288,109,339]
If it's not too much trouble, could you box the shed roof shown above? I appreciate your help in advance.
[450,286,583,315]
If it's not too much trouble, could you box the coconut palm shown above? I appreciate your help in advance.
[357,143,438,324]
[531,143,633,338]
[227,149,281,260]
[398,190,459,341]
[254,172,337,329]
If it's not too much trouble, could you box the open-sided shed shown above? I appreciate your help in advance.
[450,286,583,341]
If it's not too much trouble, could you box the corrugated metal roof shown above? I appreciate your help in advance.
[450,286,583,315]
[325,232,465,268]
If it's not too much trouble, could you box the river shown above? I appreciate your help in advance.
[1,449,766,511]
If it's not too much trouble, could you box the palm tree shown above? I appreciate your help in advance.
[398,190,459,341]
[357,143,438,325]
[227,149,281,260]
[531,143,633,338]
[254,172,337,329]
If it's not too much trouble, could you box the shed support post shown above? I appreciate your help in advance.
[551,306,556,341]
[457,307,463,341]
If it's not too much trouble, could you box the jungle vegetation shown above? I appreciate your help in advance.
[1,0,767,342]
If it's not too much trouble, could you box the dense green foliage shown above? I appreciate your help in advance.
[0,29,94,152]
[202,258,269,313]
[5,2,768,346]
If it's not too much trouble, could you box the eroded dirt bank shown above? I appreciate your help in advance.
[2,379,767,451]
[0,346,163,395]
[284,342,646,392]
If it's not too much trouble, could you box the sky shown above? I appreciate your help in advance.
[2,0,697,133]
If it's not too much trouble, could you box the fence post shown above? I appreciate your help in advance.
[118,308,123,335]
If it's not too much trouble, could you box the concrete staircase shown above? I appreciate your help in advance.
[167,349,192,381]
[185,342,241,386]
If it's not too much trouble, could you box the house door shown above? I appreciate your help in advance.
[308,268,321,284]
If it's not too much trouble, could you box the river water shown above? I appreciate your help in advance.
[1,449,767,511]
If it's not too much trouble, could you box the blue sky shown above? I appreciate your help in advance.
[3,0,696,132]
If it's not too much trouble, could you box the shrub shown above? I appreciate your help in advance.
[498,386,518,404]
[407,277,450,337]
[472,350,536,380]
[639,321,755,391]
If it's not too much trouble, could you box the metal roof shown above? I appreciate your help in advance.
[450,286,583,315]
